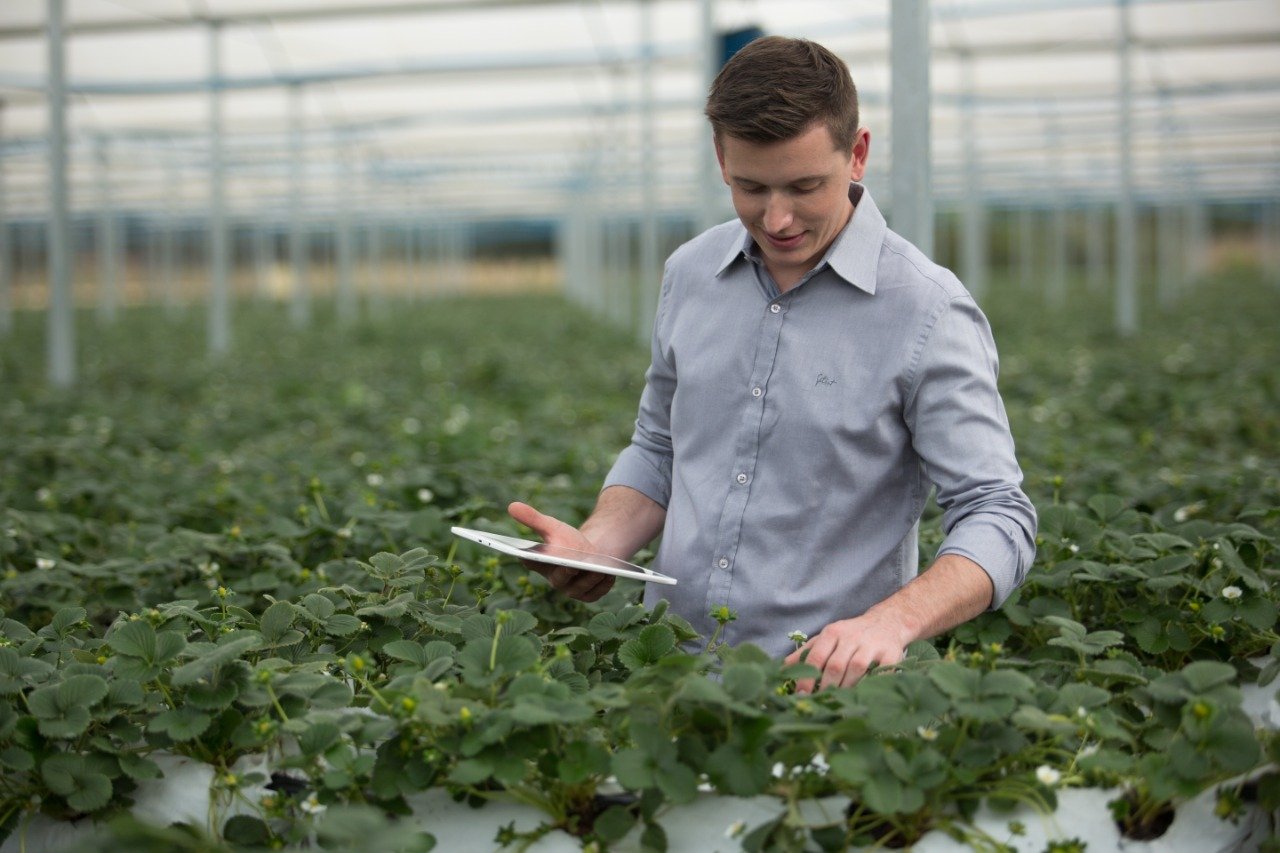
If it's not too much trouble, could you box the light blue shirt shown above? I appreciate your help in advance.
[603,184,1037,659]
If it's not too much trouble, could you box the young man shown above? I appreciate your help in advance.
[510,36,1036,693]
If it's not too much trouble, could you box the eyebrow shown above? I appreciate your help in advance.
[734,175,826,188]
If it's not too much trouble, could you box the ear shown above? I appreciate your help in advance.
[849,127,871,182]
[714,137,730,185]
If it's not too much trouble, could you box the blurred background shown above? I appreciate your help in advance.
[1,0,1278,386]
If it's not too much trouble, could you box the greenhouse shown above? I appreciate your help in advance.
[1,0,1278,850]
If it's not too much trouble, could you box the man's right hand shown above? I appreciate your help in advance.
[507,501,617,602]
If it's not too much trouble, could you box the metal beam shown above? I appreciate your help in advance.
[46,0,74,386]
[890,0,933,257]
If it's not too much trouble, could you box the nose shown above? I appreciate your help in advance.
[763,193,793,234]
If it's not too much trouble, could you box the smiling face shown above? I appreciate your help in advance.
[717,122,870,291]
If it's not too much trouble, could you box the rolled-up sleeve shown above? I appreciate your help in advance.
[602,265,677,509]
[903,293,1037,608]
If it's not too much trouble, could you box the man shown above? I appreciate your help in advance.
[509,36,1036,693]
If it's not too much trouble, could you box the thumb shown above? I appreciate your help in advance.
[508,501,575,541]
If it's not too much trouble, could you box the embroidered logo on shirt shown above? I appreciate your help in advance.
[815,374,838,388]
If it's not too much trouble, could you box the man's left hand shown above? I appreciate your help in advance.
[783,610,914,693]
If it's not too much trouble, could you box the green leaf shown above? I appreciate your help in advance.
[303,593,336,621]
[155,631,187,664]
[50,607,87,635]
[612,747,655,790]
[259,601,297,642]
[382,640,429,665]
[224,815,272,846]
[60,674,110,708]
[171,633,262,687]
[116,753,163,780]
[109,620,157,660]
[618,624,676,670]
[298,722,341,757]
[927,662,979,699]
[593,805,637,843]
[324,614,363,637]
[150,708,213,741]
[722,662,767,702]
[42,754,114,812]
[1180,660,1238,693]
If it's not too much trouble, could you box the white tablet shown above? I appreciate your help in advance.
[450,526,677,586]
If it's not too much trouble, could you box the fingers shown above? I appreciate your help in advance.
[789,632,902,694]
[508,501,575,541]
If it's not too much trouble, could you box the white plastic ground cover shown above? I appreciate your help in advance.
[2,755,1271,853]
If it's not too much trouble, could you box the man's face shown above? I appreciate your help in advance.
[717,122,870,290]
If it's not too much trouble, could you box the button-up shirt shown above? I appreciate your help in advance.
[602,184,1037,660]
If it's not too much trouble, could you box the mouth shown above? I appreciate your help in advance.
[764,231,805,250]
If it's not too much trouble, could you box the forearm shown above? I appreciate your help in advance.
[579,485,666,561]
[864,553,994,644]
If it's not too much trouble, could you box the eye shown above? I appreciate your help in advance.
[793,184,820,195]
[740,185,766,195]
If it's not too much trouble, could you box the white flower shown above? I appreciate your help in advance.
[336,527,353,540]
[417,488,434,503]
[300,794,326,815]
[35,557,55,571]
[1035,765,1061,786]
[401,417,422,435]
[1068,543,1080,554]
[1079,743,1100,758]
[1222,585,1243,601]
[349,451,367,467]
[35,488,52,503]
[725,820,746,839]
[787,630,808,644]
[1076,706,1088,718]
[365,473,384,487]
[917,725,939,741]
[198,560,220,576]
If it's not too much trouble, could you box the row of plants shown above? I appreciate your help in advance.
[0,273,1278,849]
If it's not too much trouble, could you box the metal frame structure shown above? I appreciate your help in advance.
[0,0,1277,385]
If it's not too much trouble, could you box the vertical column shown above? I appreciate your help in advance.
[697,0,720,232]
[335,142,356,324]
[0,100,10,336]
[47,0,75,386]
[958,48,985,300]
[637,0,660,341]
[95,137,119,324]
[208,20,231,354]
[891,0,933,258]
[162,157,180,316]
[288,83,309,327]
[1115,0,1138,334]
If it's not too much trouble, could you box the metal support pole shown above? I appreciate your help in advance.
[95,138,119,324]
[891,0,933,258]
[46,0,75,386]
[697,0,720,232]
[208,20,231,354]
[162,158,179,315]
[1115,0,1138,334]
[958,49,985,300]
[336,144,356,323]
[0,100,10,336]
[638,0,659,341]
[288,83,309,327]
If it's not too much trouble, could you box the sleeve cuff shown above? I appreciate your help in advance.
[935,514,1034,609]
[602,445,672,509]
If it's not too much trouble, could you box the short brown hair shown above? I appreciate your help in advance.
[705,36,858,151]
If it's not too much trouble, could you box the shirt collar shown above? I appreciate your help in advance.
[714,183,887,295]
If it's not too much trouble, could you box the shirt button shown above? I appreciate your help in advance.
[770,304,781,314]
[717,557,729,569]
[736,473,748,485]
[751,386,762,398]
